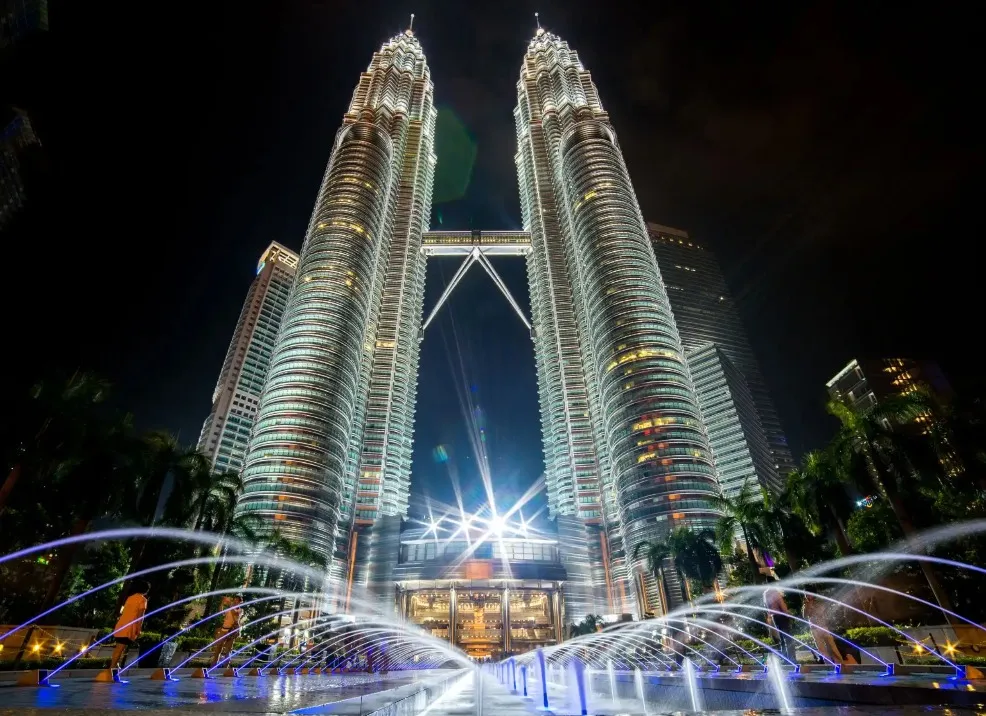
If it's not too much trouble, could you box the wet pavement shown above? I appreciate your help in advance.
[0,669,465,715]
[2,667,985,716]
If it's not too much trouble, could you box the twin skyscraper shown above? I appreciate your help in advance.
[200,22,788,620]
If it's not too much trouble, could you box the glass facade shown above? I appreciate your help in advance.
[687,344,777,500]
[197,243,299,475]
[648,223,795,492]
[515,30,720,617]
[396,527,564,658]
[237,29,436,568]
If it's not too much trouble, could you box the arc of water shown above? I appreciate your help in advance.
[708,584,962,671]
[691,604,836,666]
[800,576,986,640]
[0,528,410,636]
[181,609,326,672]
[543,629,677,669]
[59,588,302,677]
[226,616,469,673]
[277,626,457,672]
[540,626,712,670]
[677,615,794,667]
[633,619,743,669]
[707,602,886,667]
[127,591,321,674]
[659,616,762,666]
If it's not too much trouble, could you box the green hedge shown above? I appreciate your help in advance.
[842,626,902,647]
[904,654,986,667]
[178,636,214,653]
[0,655,111,672]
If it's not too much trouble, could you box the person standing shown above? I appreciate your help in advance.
[763,585,796,662]
[210,596,243,667]
[802,593,843,664]
[107,581,150,671]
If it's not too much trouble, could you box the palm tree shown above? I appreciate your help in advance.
[204,504,263,615]
[635,527,724,609]
[761,487,819,572]
[260,532,329,635]
[827,394,959,623]
[191,470,243,533]
[787,448,854,556]
[36,412,141,611]
[714,481,772,581]
[0,371,112,516]
[570,614,604,636]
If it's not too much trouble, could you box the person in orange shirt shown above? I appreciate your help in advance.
[108,581,150,670]
[210,596,243,666]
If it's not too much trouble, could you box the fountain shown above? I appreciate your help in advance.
[633,666,648,716]
[682,657,703,712]
[767,654,793,714]
[4,521,986,714]
[570,658,588,716]
[607,658,617,705]
[535,647,549,709]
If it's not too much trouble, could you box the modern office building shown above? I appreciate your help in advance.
[394,521,566,659]
[197,242,299,474]
[235,23,719,619]
[236,25,437,583]
[514,29,720,618]
[647,223,793,495]
[687,344,776,501]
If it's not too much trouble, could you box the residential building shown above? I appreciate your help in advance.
[197,242,298,474]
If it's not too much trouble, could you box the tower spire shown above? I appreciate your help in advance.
[406,13,415,35]
[535,12,543,34]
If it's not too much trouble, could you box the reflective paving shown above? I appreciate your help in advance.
[0,669,461,715]
[2,668,984,716]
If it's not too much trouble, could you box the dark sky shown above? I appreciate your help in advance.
[5,0,982,511]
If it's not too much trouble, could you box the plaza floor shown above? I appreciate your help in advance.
[0,668,471,715]
[1,667,984,716]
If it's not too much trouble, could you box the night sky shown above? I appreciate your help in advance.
[5,0,982,512]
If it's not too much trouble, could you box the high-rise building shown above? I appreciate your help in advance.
[647,223,794,495]
[235,23,718,619]
[236,26,436,581]
[197,242,299,474]
[687,345,776,500]
[515,29,719,617]
[826,357,952,413]
[827,357,958,477]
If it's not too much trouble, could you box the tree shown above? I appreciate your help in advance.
[0,371,112,516]
[34,412,142,614]
[846,500,901,553]
[828,394,959,624]
[191,470,243,533]
[761,487,827,572]
[787,449,854,556]
[635,527,723,609]
[570,614,604,636]
[714,481,773,581]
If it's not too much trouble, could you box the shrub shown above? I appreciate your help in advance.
[178,636,214,653]
[136,631,163,649]
[843,626,902,647]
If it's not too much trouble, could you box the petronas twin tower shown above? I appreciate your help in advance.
[236,23,722,618]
